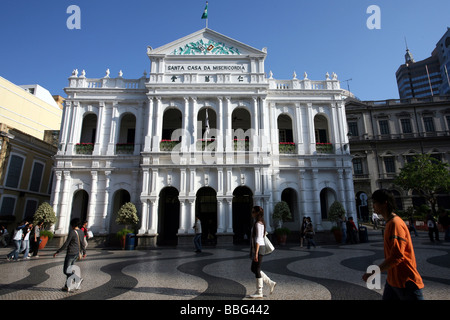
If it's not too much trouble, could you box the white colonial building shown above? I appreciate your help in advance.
[53,29,356,247]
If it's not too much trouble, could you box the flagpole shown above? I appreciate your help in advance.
[425,65,434,96]
[445,64,450,92]
[202,1,208,29]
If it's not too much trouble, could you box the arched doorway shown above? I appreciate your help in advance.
[80,113,97,144]
[71,190,89,225]
[232,186,253,244]
[320,187,336,220]
[281,188,297,222]
[162,108,182,141]
[196,187,217,246]
[232,108,251,151]
[158,187,180,246]
[111,189,131,234]
[117,113,136,154]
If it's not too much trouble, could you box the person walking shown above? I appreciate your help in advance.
[426,213,439,242]
[193,216,202,253]
[6,221,28,261]
[346,217,358,244]
[80,220,89,258]
[20,223,32,259]
[53,218,86,292]
[249,206,276,298]
[299,217,307,247]
[363,189,424,300]
[29,221,44,257]
[340,215,347,244]
[304,217,316,249]
[0,225,9,247]
[408,216,419,237]
[372,212,380,229]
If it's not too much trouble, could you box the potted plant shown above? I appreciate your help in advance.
[272,201,292,245]
[32,202,57,249]
[39,230,54,249]
[328,201,346,243]
[274,227,291,245]
[115,202,139,249]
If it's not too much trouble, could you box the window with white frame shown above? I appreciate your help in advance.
[4,154,25,189]
[378,120,390,135]
[400,118,412,134]
[423,117,435,132]
[0,196,16,216]
[29,161,45,192]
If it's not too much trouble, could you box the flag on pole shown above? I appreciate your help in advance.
[201,2,208,19]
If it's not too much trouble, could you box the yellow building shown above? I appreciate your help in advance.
[0,76,63,140]
[0,76,62,233]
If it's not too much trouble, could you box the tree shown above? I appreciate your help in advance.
[115,202,139,229]
[394,154,450,214]
[33,202,57,229]
[272,201,292,229]
[328,201,346,228]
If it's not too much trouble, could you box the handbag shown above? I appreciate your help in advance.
[263,234,275,255]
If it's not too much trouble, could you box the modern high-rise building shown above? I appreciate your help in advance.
[396,28,450,99]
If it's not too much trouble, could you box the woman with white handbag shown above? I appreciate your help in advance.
[249,206,276,298]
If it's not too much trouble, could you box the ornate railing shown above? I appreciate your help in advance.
[116,143,134,154]
[75,143,94,154]
[160,140,180,151]
[316,143,333,153]
[279,142,296,154]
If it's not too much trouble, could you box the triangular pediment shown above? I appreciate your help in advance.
[148,28,266,57]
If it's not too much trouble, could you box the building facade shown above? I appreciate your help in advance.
[346,95,450,220]
[54,29,355,247]
[0,77,62,232]
[396,28,450,99]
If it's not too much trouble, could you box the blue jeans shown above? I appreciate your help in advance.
[194,234,202,251]
[7,240,22,260]
[382,281,424,300]
[63,254,80,279]
[21,240,30,258]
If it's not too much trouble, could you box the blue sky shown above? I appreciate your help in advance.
[1,0,449,101]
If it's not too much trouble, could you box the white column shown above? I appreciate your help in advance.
[87,171,98,227]
[217,198,225,232]
[67,102,80,155]
[152,97,162,152]
[183,97,190,152]
[56,171,71,234]
[148,199,158,234]
[225,97,233,153]
[107,102,118,155]
[217,96,224,155]
[93,101,105,155]
[139,200,148,235]
[295,103,304,154]
[252,96,259,152]
[134,103,144,155]
[179,200,187,234]
[144,97,154,152]
[101,171,110,234]
[307,103,315,154]
[51,171,62,216]
[192,97,199,148]
[226,198,233,233]
[58,101,72,154]
[311,168,322,230]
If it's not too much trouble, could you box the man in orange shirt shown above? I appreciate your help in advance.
[363,189,424,300]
